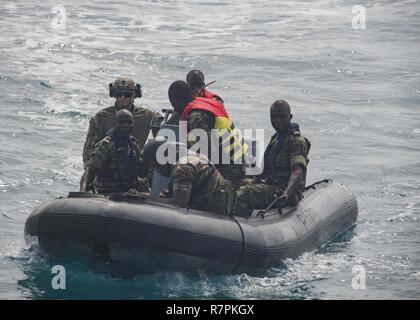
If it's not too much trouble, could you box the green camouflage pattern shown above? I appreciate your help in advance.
[186,110,215,132]
[86,135,149,194]
[231,131,310,217]
[216,164,245,190]
[205,179,235,216]
[186,110,245,187]
[112,77,137,91]
[264,131,310,192]
[232,182,302,217]
[83,105,157,166]
[170,153,233,215]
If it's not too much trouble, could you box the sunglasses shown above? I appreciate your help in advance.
[272,114,290,120]
[115,92,133,98]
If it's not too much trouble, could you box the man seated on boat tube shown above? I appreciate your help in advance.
[141,138,235,215]
[232,100,311,217]
[79,109,150,194]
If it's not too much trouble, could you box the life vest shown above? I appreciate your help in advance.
[263,123,300,175]
[202,89,223,103]
[180,97,247,163]
[96,128,140,190]
[262,123,310,189]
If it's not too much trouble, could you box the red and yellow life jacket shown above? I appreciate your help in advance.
[202,89,215,99]
[180,97,247,163]
[202,89,223,103]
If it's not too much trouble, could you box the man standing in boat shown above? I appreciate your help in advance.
[186,69,224,103]
[165,70,223,125]
[80,109,149,194]
[232,100,311,217]
[82,76,160,166]
[141,138,235,215]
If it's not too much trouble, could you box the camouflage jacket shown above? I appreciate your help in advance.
[83,104,157,166]
[86,135,148,194]
[186,110,245,186]
[170,152,224,205]
[263,130,310,192]
[186,110,215,132]
[185,110,214,159]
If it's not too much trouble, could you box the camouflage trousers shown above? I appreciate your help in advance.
[232,183,303,218]
[94,177,150,195]
[216,164,245,190]
[191,180,235,216]
[137,177,151,192]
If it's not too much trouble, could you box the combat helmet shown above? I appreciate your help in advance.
[109,77,142,98]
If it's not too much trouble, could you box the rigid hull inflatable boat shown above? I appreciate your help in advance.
[24,179,358,275]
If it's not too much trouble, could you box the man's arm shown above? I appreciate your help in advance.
[277,135,309,206]
[277,165,304,206]
[80,166,95,192]
[170,165,195,208]
[172,186,192,208]
[80,137,112,192]
[82,118,100,165]
[137,150,150,178]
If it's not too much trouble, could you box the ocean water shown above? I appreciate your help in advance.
[0,0,419,299]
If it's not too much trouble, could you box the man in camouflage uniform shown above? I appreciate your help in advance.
[168,80,247,188]
[80,110,149,194]
[232,100,310,217]
[186,110,247,188]
[142,139,234,215]
[82,77,158,167]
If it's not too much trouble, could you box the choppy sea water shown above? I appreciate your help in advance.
[0,0,419,299]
